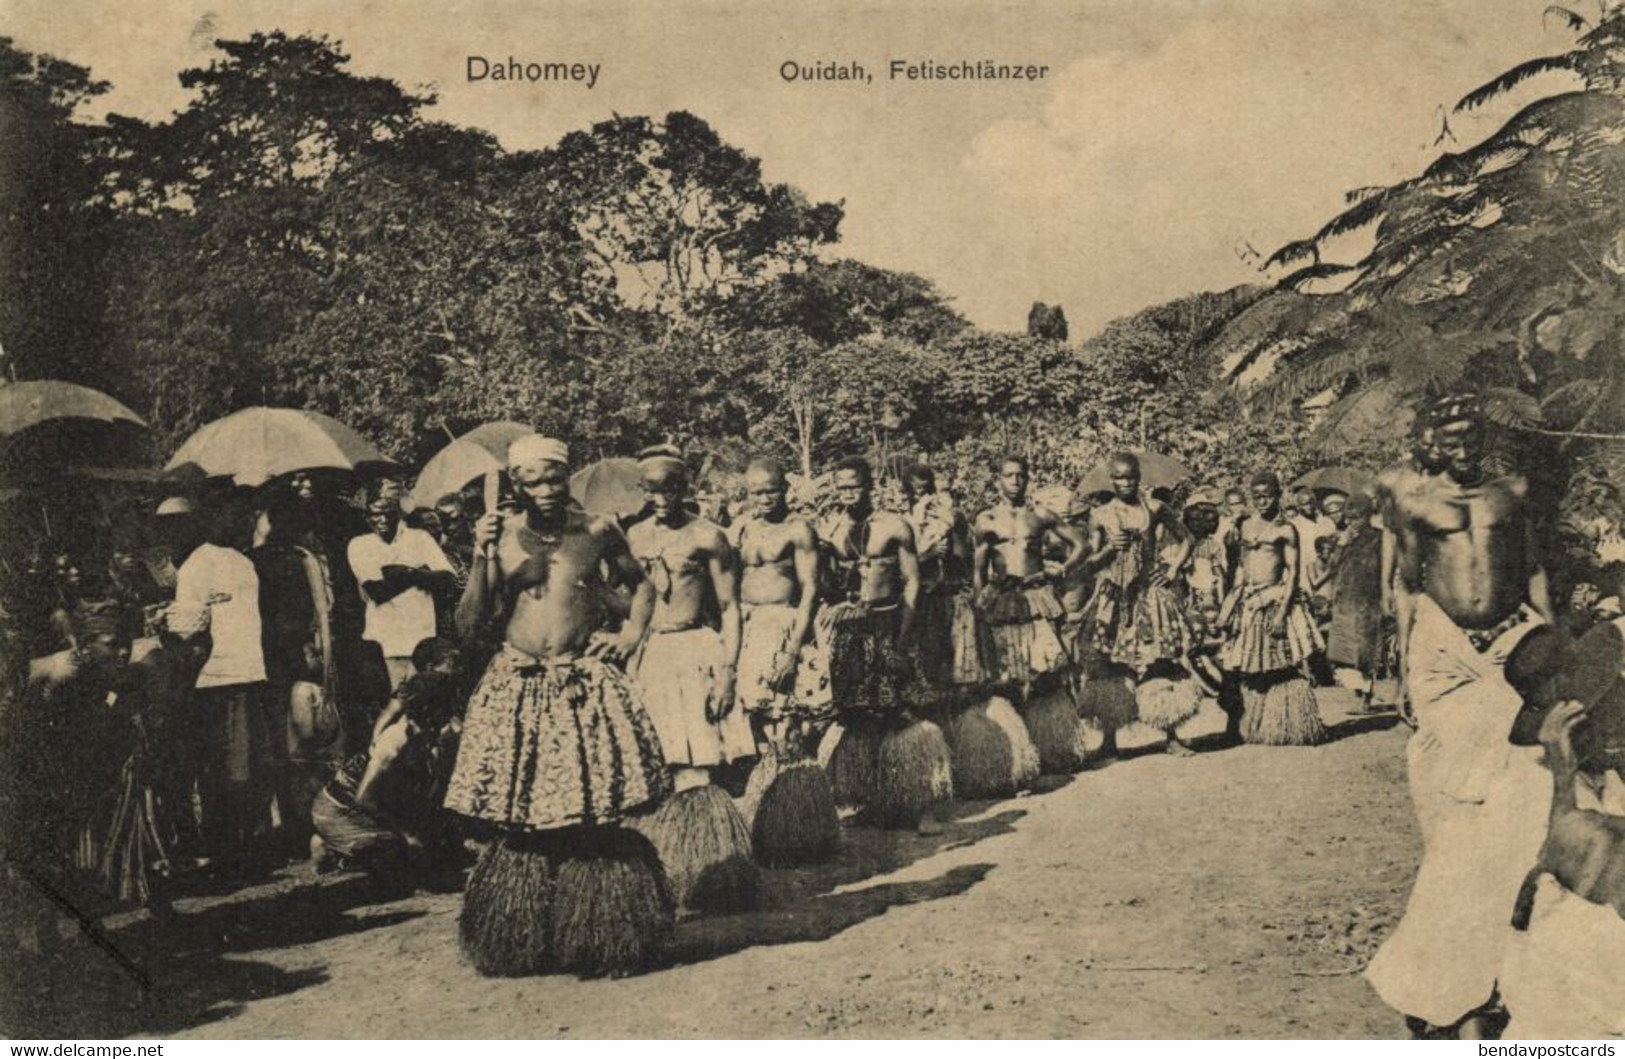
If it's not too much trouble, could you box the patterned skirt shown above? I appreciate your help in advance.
[444,646,670,830]
[915,586,992,688]
[1219,585,1324,675]
[736,603,832,722]
[633,627,757,768]
[979,582,1070,686]
[820,602,909,720]
[1085,578,1192,671]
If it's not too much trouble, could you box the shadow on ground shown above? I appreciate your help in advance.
[2,870,422,1038]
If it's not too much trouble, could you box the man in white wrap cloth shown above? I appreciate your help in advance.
[625,445,760,913]
[626,445,750,785]
[1365,395,1556,1038]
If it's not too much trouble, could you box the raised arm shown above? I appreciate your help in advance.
[455,513,504,640]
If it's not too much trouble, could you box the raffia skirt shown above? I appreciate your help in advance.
[979,583,1070,686]
[1220,585,1323,675]
[633,627,757,768]
[1086,579,1192,671]
[820,602,909,721]
[445,646,671,830]
[915,586,992,688]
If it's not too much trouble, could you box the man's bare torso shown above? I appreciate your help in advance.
[494,509,618,658]
[1239,515,1295,590]
[1396,472,1533,630]
[732,515,811,607]
[976,502,1052,581]
[627,516,725,631]
[821,510,908,606]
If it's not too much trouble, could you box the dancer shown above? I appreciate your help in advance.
[445,434,672,979]
[626,445,758,913]
[906,465,1037,799]
[972,456,1088,774]
[818,457,953,832]
[1218,472,1326,746]
[729,457,838,867]
[1365,395,1555,1038]
[1080,454,1198,757]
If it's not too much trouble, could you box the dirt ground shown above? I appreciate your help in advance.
[4,687,1423,1040]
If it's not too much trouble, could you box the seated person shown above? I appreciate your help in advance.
[310,637,464,877]
[1499,620,1625,1039]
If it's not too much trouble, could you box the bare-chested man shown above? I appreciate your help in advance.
[973,456,1088,772]
[729,457,840,866]
[626,446,749,790]
[972,457,1087,687]
[1378,421,1447,722]
[444,434,672,978]
[1218,471,1327,746]
[730,458,826,752]
[818,457,952,831]
[1366,395,1557,1038]
[1081,453,1197,756]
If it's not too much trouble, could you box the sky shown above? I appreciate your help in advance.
[6,0,1579,335]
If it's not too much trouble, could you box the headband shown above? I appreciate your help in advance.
[508,434,570,470]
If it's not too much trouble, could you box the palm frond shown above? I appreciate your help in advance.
[1313,189,1394,242]
[1263,238,1321,272]
[1578,12,1625,46]
[1278,262,1361,292]
[1345,185,1388,205]
[1454,53,1581,112]
[1542,5,1593,33]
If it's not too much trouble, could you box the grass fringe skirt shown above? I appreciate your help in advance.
[1240,675,1327,746]
[631,785,759,914]
[873,719,955,829]
[1020,684,1086,775]
[944,695,1040,798]
[461,826,674,979]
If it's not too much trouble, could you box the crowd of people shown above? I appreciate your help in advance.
[2,395,1621,1037]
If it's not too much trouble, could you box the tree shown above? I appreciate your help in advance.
[536,112,844,321]
[715,258,970,346]
[1027,302,1068,340]
[0,37,115,387]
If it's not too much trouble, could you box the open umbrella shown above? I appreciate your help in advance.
[1076,450,1194,497]
[406,421,532,511]
[1290,465,1375,498]
[570,458,645,519]
[165,407,394,488]
[0,380,153,482]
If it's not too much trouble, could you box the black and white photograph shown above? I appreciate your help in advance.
[1,0,1623,1042]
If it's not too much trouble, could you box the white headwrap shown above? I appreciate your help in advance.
[507,434,570,470]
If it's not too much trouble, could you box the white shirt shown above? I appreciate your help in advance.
[175,543,266,689]
[347,526,452,658]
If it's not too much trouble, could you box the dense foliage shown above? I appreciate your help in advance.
[1,11,1617,566]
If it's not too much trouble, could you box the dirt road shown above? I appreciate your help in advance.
[7,690,1420,1039]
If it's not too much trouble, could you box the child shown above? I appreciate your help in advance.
[1499,619,1625,1039]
